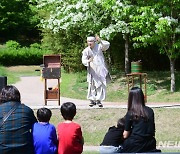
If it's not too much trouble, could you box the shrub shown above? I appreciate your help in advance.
[30,43,41,49]
[0,41,52,66]
[6,40,21,49]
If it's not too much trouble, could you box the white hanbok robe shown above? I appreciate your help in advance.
[82,40,111,101]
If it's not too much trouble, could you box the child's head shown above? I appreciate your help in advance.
[60,102,76,121]
[117,117,125,129]
[37,107,52,122]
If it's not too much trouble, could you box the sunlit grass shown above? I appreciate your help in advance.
[47,108,180,152]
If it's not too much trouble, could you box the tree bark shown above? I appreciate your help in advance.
[124,34,130,74]
[170,58,175,92]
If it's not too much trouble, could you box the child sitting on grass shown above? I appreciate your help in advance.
[99,117,125,153]
[57,102,84,154]
[33,107,58,154]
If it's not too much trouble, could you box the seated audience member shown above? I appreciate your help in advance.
[33,107,58,154]
[100,117,125,153]
[122,87,161,152]
[0,85,37,154]
[57,102,84,154]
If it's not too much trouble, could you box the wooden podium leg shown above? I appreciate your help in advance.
[58,78,60,106]
[44,79,47,106]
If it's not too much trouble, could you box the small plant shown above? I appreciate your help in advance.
[6,40,21,49]
[30,43,41,49]
[147,83,157,95]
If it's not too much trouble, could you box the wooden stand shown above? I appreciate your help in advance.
[43,54,61,106]
[127,73,147,102]
[44,78,60,105]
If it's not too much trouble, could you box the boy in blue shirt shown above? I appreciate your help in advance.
[33,107,58,154]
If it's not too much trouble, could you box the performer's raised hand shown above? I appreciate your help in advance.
[88,57,94,62]
[95,34,101,42]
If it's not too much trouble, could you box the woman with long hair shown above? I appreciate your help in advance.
[122,87,160,152]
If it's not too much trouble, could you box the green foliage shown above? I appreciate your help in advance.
[0,42,52,66]
[6,40,21,49]
[30,43,41,49]
[130,2,180,59]
[129,1,180,92]
[147,84,157,95]
[35,0,118,71]
[0,0,40,41]
[34,0,180,75]
[62,44,85,72]
[40,29,85,72]
[154,17,180,58]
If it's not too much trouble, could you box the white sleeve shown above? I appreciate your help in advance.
[100,40,110,51]
[82,49,89,67]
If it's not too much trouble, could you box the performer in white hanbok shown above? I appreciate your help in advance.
[82,35,111,107]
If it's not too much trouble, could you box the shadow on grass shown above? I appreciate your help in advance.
[147,71,180,91]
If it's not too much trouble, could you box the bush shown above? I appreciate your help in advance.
[30,43,41,49]
[0,41,52,66]
[6,40,21,49]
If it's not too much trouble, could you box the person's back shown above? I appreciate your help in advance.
[123,107,157,152]
[33,108,58,154]
[58,121,83,154]
[0,85,37,154]
[122,87,160,152]
[100,117,125,153]
[57,102,83,154]
[129,106,155,137]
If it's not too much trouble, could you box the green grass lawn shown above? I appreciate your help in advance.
[1,65,41,84]
[61,69,180,103]
[47,108,180,152]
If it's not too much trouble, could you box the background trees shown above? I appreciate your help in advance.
[0,0,40,43]
[130,0,180,92]
[0,0,179,91]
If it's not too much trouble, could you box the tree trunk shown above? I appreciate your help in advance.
[124,34,130,74]
[170,58,175,92]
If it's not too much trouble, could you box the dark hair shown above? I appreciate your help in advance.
[0,85,21,103]
[60,102,76,120]
[128,87,148,120]
[117,117,125,128]
[37,108,52,122]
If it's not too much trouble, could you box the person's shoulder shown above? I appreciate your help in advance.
[49,123,56,128]
[57,122,64,127]
[126,110,132,116]
[82,47,89,53]
[20,103,33,111]
[109,126,123,132]
[33,122,39,127]
[145,106,154,114]
[71,121,82,128]
[108,126,116,130]
[145,106,154,111]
